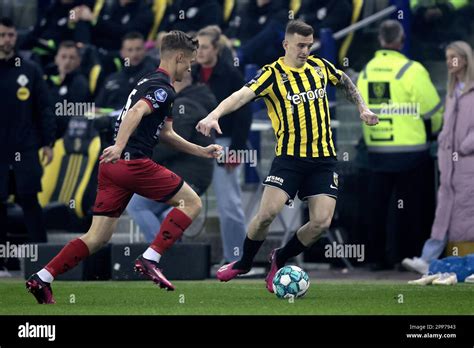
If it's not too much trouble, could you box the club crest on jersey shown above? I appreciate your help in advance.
[314,66,324,78]
[154,88,168,102]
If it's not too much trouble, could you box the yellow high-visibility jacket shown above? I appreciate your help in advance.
[357,49,443,153]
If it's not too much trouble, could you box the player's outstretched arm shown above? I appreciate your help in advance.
[100,100,150,163]
[337,72,379,126]
[160,120,223,158]
[196,86,256,137]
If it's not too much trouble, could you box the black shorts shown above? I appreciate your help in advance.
[263,155,339,205]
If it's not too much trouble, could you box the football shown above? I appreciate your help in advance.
[272,265,310,299]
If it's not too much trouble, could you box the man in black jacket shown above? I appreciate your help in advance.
[233,0,290,67]
[95,32,157,110]
[0,18,55,273]
[126,71,216,242]
[160,0,222,33]
[298,0,352,40]
[19,0,95,66]
[44,40,90,139]
[72,0,153,52]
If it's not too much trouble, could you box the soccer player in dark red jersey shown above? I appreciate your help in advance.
[26,31,222,304]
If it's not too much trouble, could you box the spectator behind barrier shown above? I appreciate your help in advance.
[218,0,238,34]
[160,0,223,33]
[95,31,157,110]
[44,40,91,139]
[298,0,352,40]
[192,25,251,264]
[126,70,216,241]
[234,0,291,67]
[72,0,154,52]
[402,41,474,274]
[19,0,95,67]
[411,0,472,60]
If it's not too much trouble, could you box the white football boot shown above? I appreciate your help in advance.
[432,272,458,285]
[408,273,441,285]
[463,274,474,283]
[401,257,429,274]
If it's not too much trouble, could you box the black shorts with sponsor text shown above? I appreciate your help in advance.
[263,155,339,205]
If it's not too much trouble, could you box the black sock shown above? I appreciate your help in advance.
[276,233,307,268]
[233,236,264,270]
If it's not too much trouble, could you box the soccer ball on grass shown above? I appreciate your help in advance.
[272,265,310,299]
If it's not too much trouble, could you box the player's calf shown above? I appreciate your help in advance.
[297,215,332,247]
[167,183,202,220]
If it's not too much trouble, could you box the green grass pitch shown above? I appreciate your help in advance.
[1,279,473,315]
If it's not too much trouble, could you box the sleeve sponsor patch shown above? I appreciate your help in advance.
[144,95,160,109]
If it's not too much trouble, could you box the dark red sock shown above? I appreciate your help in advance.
[44,238,90,277]
[150,208,192,254]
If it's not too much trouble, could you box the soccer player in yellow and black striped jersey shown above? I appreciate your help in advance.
[247,49,341,158]
[197,20,379,292]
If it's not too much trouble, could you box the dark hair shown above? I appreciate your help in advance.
[379,20,404,45]
[160,30,199,55]
[122,31,145,44]
[285,20,313,37]
[58,40,79,52]
[0,17,14,28]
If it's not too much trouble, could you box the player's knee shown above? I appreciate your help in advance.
[256,210,278,228]
[309,215,331,234]
[192,195,202,216]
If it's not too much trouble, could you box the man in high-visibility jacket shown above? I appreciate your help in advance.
[357,20,443,270]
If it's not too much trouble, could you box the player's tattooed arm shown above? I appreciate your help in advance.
[337,72,379,126]
[337,72,367,110]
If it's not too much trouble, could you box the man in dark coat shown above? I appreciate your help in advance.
[0,17,56,274]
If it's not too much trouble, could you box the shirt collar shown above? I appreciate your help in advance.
[277,57,310,73]
[375,49,407,59]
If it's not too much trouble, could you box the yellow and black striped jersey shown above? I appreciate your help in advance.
[246,55,342,158]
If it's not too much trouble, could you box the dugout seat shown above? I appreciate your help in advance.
[38,117,101,231]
